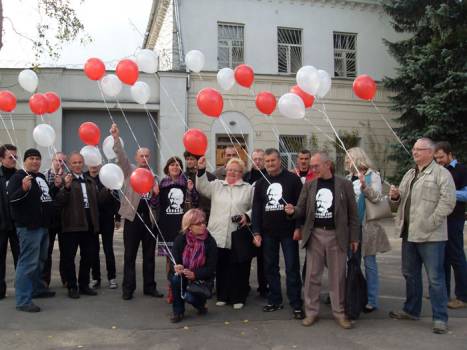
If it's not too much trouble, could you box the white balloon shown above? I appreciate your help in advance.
[101,74,122,97]
[136,49,159,73]
[278,93,306,119]
[131,81,151,105]
[18,69,39,93]
[33,124,55,147]
[185,50,205,73]
[217,68,235,91]
[102,135,124,160]
[296,66,320,96]
[80,145,102,166]
[316,70,332,98]
[99,163,124,190]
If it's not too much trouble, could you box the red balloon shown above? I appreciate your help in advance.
[130,168,154,195]
[255,91,277,115]
[84,58,105,81]
[353,74,377,100]
[290,85,315,109]
[29,93,49,115]
[78,122,101,146]
[0,91,17,112]
[116,59,139,85]
[196,88,223,118]
[234,64,254,88]
[44,92,61,113]
[183,128,208,156]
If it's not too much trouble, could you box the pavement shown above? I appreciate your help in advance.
[0,218,466,350]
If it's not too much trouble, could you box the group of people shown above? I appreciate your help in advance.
[0,128,465,334]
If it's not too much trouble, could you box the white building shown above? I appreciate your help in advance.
[144,0,403,176]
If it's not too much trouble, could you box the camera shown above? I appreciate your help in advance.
[231,215,242,224]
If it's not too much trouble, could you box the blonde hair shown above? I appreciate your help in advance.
[345,147,374,173]
[226,157,245,174]
[181,209,206,233]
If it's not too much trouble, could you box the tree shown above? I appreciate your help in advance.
[383,0,467,182]
[0,0,90,61]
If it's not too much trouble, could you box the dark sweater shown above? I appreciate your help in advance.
[171,232,218,281]
[252,169,302,237]
[7,170,57,229]
[446,161,467,220]
[243,168,266,185]
[0,166,16,231]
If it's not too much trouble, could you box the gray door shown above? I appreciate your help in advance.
[62,109,159,171]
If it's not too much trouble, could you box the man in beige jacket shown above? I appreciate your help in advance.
[388,137,456,334]
[110,124,163,301]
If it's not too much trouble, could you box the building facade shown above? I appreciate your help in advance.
[144,0,403,176]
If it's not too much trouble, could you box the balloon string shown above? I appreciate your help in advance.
[97,81,116,124]
[370,100,411,157]
[8,113,20,154]
[266,114,299,171]
[0,112,23,168]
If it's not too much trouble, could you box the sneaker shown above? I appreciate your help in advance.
[302,316,319,327]
[432,320,448,334]
[16,303,41,313]
[293,309,305,320]
[89,279,100,289]
[388,310,418,320]
[233,303,244,310]
[108,279,118,289]
[263,304,284,312]
[447,298,467,309]
[216,301,227,306]
[363,304,377,313]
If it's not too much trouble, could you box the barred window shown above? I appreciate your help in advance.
[218,23,244,69]
[333,32,357,78]
[278,28,302,74]
[279,135,306,169]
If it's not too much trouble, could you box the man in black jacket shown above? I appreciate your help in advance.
[0,144,19,299]
[8,149,57,312]
[252,148,304,319]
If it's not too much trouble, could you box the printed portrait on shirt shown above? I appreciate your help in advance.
[166,187,184,214]
[315,188,333,218]
[265,183,284,211]
[35,176,52,202]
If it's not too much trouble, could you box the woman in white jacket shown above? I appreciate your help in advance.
[196,156,253,310]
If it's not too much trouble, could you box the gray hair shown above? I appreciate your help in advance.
[417,137,435,150]
[311,151,331,162]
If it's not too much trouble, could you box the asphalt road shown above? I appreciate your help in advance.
[0,219,466,350]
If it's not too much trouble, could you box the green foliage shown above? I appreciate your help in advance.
[383,0,467,183]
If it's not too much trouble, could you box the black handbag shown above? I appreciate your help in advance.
[344,254,368,320]
[186,280,213,299]
[230,225,256,263]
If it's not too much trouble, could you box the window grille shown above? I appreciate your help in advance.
[278,28,302,74]
[279,135,306,169]
[218,23,244,69]
[333,32,357,78]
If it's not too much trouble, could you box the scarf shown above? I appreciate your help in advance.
[182,229,208,271]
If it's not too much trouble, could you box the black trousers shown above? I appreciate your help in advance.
[256,246,268,293]
[0,229,19,296]
[216,248,251,304]
[42,227,66,287]
[61,231,97,290]
[122,218,156,294]
[91,218,116,281]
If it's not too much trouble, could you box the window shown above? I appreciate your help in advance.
[333,32,357,78]
[279,135,306,169]
[218,23,244,69]
[215,135,248,167]
[278,27,302,74]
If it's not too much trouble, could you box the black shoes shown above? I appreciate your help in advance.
[293,309,306,320]
[32,290,56,299]
[16,303,41,313]
[68,288,80,299]
[170,314,184,323]
[144,289,164,298]
[79,287,98,296]
[122,291,133,300]
[263,304,284,312]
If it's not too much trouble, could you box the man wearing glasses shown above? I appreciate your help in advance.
[0,144,19,299]
[388,138,456,334]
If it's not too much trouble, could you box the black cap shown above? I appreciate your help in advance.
[23,148,42,161]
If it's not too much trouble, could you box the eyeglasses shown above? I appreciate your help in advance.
[192,222,206,226]
[412,147,431,152]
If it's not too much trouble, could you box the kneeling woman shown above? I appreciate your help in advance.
[170,209,217,323]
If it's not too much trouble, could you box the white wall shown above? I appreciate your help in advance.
[178,0,401,79]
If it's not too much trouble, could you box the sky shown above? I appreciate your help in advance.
[0,0,153,68]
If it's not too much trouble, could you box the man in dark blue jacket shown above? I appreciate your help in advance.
[7,149,57,312]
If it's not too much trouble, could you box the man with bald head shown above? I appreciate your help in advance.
[111,123,162,300]
[55,152,101,299]
[388,138,456,334]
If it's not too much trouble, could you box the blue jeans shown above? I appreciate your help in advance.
[364,255,379,308]
[401,239,448,322]
[262,234,302,309]
[445,218,467,302]
[15,227,49,306]
[171,275,207,315]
